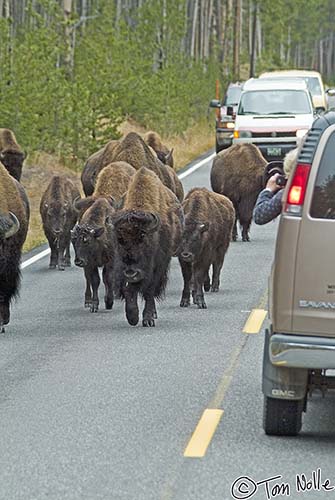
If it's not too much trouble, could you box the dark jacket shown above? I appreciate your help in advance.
[253,189,284,225]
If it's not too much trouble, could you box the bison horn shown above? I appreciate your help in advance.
[146,212,160,233]
[165,148,174,163]
[0,152,5,160]
[1,212,20,239]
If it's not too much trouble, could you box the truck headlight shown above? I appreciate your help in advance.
[223,122,235,129]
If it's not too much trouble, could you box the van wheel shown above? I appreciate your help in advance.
[263,396,304,436]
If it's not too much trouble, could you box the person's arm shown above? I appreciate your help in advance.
[253,189,284,225]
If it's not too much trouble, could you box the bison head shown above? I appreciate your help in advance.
[0,212,20,241]
[0,150,25,181]
[71,223,107,268]
[112,210,160,284]
[178,221,209,263]
[42,200,73,237]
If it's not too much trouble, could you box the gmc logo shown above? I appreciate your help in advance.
[272,389,296,398]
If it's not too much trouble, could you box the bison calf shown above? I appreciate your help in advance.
[178,188,235,309]
[40,175,80,270]
[71,198,115,313]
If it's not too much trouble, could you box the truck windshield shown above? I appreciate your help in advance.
[238,90,312,115]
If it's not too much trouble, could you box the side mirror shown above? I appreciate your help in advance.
[209,99,221,109]
[326,88,335,97]
[227,106,234,116]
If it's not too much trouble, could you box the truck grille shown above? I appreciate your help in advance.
[251,131,296,138]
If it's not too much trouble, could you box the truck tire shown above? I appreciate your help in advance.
[263,396,304,436]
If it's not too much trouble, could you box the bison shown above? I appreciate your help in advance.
[144,131,174,167]
[0,162,29,332]
[210,143,267,242]
[40,175,80,270]
[81,140,120,196]
[112,167,184,327]
[71,198,115,313]
[0,128,25,181]
[109,133,184,201]
[178,188,235,309]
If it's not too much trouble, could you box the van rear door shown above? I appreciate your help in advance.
[292,125,335,337]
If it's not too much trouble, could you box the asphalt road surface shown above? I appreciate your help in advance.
[1,153,334,500]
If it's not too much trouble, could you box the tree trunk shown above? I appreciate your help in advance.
[233,0,241,80]
[249,1,257,77]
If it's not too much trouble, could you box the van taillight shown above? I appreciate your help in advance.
[285,163,311,215]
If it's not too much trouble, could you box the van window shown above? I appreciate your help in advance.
[310,132,335,219]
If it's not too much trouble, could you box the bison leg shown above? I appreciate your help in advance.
[103,265,114,310]
[204,269,211,292]
[48,238,58,269]
[90,267,100,312]
[193,267,207,309]
[211,258,224,292]
[0,300,10,333]
[179,258,192,307]
[57,240,66,271]
[84,267,93,308]
[64,241,71,267]
[142,294,156,327]
[124,287,139,326]
[241,218,252,242]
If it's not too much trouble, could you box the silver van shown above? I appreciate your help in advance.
[263,111,335,435]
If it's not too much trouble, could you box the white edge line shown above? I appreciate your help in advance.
[21,151,216,269]
[21,248,51,269]
[178,152,216,180]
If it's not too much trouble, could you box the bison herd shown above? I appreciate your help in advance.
[0,127,287,332]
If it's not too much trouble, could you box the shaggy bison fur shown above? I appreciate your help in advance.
[0,162,29,332]
[178,188,235,309]
[109,133,184,201]
[81,140,120,196]
[112,167,184,327]
[210,143,267,241]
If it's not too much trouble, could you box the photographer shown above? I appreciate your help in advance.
[253,148,298,225]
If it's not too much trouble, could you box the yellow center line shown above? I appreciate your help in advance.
[183,409,224,458]
[243,308,268,334]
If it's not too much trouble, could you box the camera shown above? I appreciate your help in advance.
[276,174,287,187]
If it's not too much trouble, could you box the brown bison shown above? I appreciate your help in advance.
[109,133,184,201]
[112,167,184,327]
[81,140,120,196]
[144,131,174,167]
[178,188,235,309]
[210,143,267,242]
[0,163,29,332]
[0,128,25,181]
[40,176,80,270]
[71,198,115,313]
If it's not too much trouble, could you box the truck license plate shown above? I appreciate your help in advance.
[267,147,281,157]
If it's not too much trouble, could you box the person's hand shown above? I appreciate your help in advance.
[266,173,283,193]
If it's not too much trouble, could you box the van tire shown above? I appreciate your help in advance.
[263,396,304,436]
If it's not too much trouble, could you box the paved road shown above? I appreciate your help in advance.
[0,154,334,500]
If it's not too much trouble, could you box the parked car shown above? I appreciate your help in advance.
[259,69,330,113]
[209,82,243,153]
[263,110,335,436]
[233,78,314,161]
